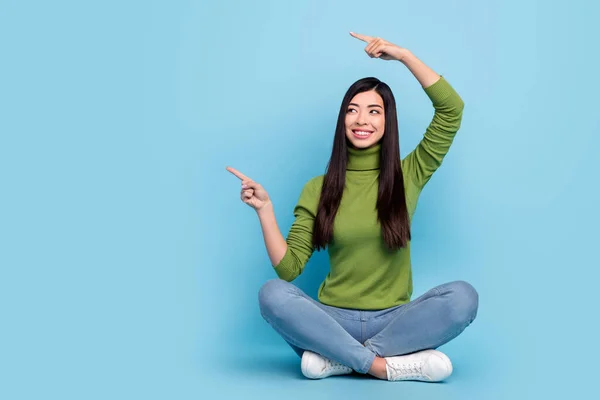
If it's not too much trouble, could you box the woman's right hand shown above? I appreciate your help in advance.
[226,166,272,212]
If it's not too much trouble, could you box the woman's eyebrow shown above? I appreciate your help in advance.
[348,103,383,109]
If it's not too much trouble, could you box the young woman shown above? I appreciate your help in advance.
[226,32,478,382]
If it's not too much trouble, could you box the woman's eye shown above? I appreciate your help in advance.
[347,108,380,114]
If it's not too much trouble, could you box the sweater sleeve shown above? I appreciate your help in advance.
[402,76,465,190]
[272,178,320,281]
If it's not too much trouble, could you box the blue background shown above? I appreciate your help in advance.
[1,0,599,398]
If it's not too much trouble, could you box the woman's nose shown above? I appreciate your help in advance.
[357,112,367,125]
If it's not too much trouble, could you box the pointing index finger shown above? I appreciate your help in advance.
[226,166,251,182]
[350,31,374,42]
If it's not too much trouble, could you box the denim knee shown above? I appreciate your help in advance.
[444,280,479,325]
[258,278,296,319]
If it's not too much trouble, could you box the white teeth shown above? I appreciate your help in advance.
[354,131,372,136]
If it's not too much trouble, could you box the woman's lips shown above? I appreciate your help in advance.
[352,129,374,139]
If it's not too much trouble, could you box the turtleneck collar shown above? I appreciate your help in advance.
[346,142,381,171]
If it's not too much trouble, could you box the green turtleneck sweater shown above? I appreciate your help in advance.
[273,76,464,310]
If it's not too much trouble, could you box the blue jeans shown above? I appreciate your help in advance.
[258,279,478,374]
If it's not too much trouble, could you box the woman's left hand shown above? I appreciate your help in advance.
[349,32,409,62]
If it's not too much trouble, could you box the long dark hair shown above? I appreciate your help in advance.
[312,77,410,252]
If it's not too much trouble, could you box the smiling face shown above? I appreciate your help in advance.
[345,89,385,149]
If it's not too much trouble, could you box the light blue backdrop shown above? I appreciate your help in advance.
[1,0,599,399]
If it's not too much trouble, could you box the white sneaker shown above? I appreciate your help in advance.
[385,350,453,382]
[301,350,353,379]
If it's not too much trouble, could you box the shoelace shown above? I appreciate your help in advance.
[323,358,349,372]
[389,361,424,378]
